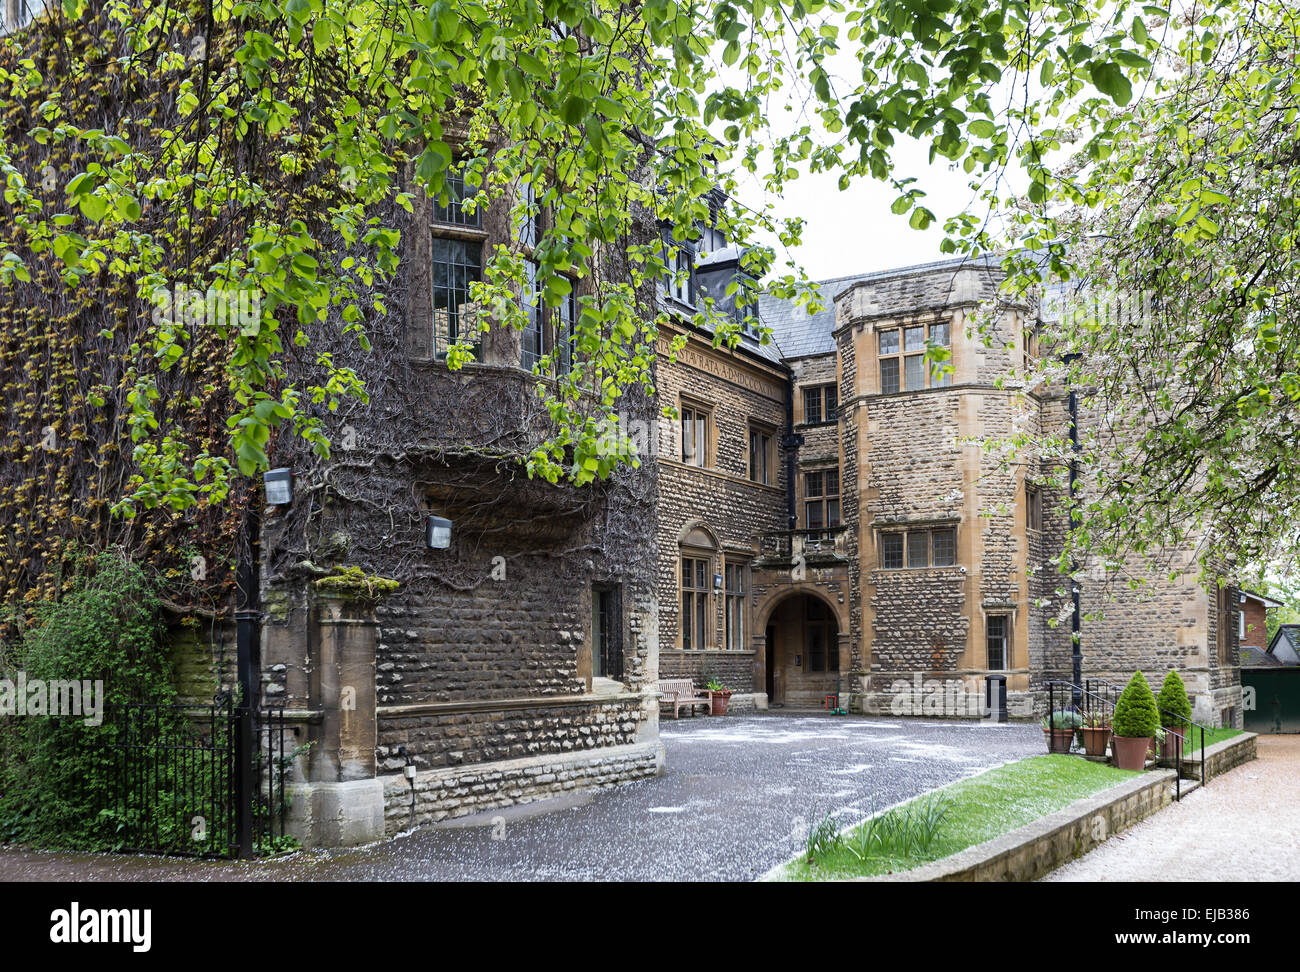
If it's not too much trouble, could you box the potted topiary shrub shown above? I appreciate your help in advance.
[1041,708,1081,753]
[1112,671,1160,770]
[1156,670,1192,759]
[706,677,732,716]
[1080,707,1112,758]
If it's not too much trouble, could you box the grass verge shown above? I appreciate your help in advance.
[777,754,1139,881]
[1177,726,1242,754]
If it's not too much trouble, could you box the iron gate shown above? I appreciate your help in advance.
[62,698,299,858]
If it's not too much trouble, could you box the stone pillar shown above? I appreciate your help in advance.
[285,591,386,847]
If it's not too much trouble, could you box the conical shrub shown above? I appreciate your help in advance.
[1156,670,1192,726]
[1113,671,1160,738]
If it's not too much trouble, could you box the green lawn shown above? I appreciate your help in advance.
[1178,726,1241,754]
[775,755,1139,881]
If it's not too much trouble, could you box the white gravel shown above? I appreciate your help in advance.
[1044,735,1300,881]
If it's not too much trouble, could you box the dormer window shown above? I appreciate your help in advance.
[660,227,696,306]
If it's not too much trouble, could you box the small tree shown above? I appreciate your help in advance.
[1113,671,1160,739]
[1156,671,1193,729]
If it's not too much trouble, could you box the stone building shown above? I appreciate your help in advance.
[655,253,1246,727]
[263,170,669,845]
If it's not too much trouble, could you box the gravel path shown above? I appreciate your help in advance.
[1044,734,1300,881]
[0,712,1041,882]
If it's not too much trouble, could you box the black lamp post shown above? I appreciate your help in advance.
[1063,351,1083,703]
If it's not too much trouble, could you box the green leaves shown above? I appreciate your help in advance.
[1089,60,1133,106]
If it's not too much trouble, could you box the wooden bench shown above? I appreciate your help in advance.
[657,678,712,719]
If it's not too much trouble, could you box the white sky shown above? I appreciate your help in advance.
[733,138,983,281]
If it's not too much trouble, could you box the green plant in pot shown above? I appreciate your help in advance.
[1156,671,1192,760]
[706,677,732,716]
[1112,671,1160,770]
[1080,707,1112,758]
[1041,708,1082,753]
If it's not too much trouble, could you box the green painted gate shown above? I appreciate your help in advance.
[1242,669,1300,734]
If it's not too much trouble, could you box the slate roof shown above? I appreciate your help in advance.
[1268,624,1300,665]
[759,255,1005,362]
[1241,646,1283,668]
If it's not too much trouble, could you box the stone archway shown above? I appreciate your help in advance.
[756,590,846,708]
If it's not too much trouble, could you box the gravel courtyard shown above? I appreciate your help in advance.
[1044,734,1300,882]
[0,712,1041,882]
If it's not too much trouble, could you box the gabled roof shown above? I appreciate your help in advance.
[1240,589,1286,609]
[1267,624,1300,665]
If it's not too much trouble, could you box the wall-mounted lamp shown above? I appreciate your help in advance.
[426,514,453,550]
[263,467,293,506]
[713,573,724,591]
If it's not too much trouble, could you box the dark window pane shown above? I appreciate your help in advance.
[432,236,481,356]
[827,499,840,528]
[433,172,481,227]
[881,358,900,394]
[805,471,823,498]
[987,616,1008,670]
[825,469,839,496]
[882,533,903,569]
[907,531,929,568]
[681,593,693,650]
[825,386,838,421]
[803,387,822,424]
[521,261,543,371]
[904,354,924,390]
[932,528,956,567]
[806,501,824,530]
[879,329,899,355]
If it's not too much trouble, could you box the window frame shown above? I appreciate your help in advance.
[748,423,775,486]
[431,235,484,359]
[661,229,697,306]
[1217,587,1234,665]
[680,400,712,468]
[1027,486,1042,533]
[986,615,1010,671]
[804,468,841,533]
[681,555,711,650]
[521,260,579,375]
[877,319,952,393]
[724,561,747,651]
[801,384,838,425]
[879,525,958,570]
[432,170,483,228]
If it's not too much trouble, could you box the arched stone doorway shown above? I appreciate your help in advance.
[759,592,845,708]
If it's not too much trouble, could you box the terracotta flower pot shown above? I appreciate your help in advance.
[1042,727,1074,753]
[1159,727,1185,759]
[710,690,731,716]
[1080,726,1111,758]
[1112,735,1151,771]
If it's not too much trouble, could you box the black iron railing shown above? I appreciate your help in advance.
[46,698,298,858]
[1044,678,1214,802]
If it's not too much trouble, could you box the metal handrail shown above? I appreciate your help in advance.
[1157,708,1211,790]
[1044,679,1213,802]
